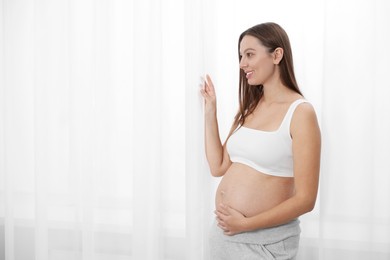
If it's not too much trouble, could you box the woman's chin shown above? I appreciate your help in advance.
[247,79,260,86]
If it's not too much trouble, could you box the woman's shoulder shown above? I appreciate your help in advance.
[294,96,316,111]
[291,99,320,134]
[293,97,317,118]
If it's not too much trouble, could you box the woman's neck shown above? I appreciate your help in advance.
[261,81,291,104]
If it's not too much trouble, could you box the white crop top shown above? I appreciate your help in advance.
[226,99,308,177]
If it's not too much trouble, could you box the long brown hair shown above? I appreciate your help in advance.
[231,22,302,133]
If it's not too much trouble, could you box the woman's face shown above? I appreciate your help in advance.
[239,35,275,86]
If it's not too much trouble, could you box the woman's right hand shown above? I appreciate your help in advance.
[200,74,217,114]
[200,74,230,177]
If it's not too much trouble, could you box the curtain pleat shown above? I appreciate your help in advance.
[132,0,163,259]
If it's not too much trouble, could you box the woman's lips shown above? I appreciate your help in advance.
[246,71,253,79]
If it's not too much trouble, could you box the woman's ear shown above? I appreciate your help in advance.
[273,47,284,65]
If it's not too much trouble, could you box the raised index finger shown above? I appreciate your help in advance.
[205,74,216,95]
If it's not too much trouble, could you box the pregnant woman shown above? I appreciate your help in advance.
[200,22,321,259]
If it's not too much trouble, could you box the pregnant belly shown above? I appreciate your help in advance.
[215,163,294,217]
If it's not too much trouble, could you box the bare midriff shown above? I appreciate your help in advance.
[215,162,295,218]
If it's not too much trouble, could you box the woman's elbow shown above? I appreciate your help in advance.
[209,164,230,177]
[296,194,317,214]
[302,197,317,213]
[210,168,225,177]
[305,201,316,213]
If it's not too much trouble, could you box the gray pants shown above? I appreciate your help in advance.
[209,219,301,260]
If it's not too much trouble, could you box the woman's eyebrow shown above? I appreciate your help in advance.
[239,48,256,55]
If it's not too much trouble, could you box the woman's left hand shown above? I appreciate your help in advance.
[215,204,248,236]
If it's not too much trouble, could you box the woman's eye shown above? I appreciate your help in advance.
[247,53,253,57]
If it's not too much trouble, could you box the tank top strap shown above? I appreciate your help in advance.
[280,99,309,136]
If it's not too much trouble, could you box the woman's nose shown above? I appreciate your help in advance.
[239,58,247,69]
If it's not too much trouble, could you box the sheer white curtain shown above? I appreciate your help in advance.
[0,0,215,259]
[317,0,390,259]
[1,0,390,260]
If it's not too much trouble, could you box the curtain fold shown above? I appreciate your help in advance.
[317,0,390,258]
[132,0,162,258]
[1,0,390,259]
[184,0,216,258]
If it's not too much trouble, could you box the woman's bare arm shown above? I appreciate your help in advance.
[200,75,232,177]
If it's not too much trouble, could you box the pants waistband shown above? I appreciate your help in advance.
[218,219,301,245]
